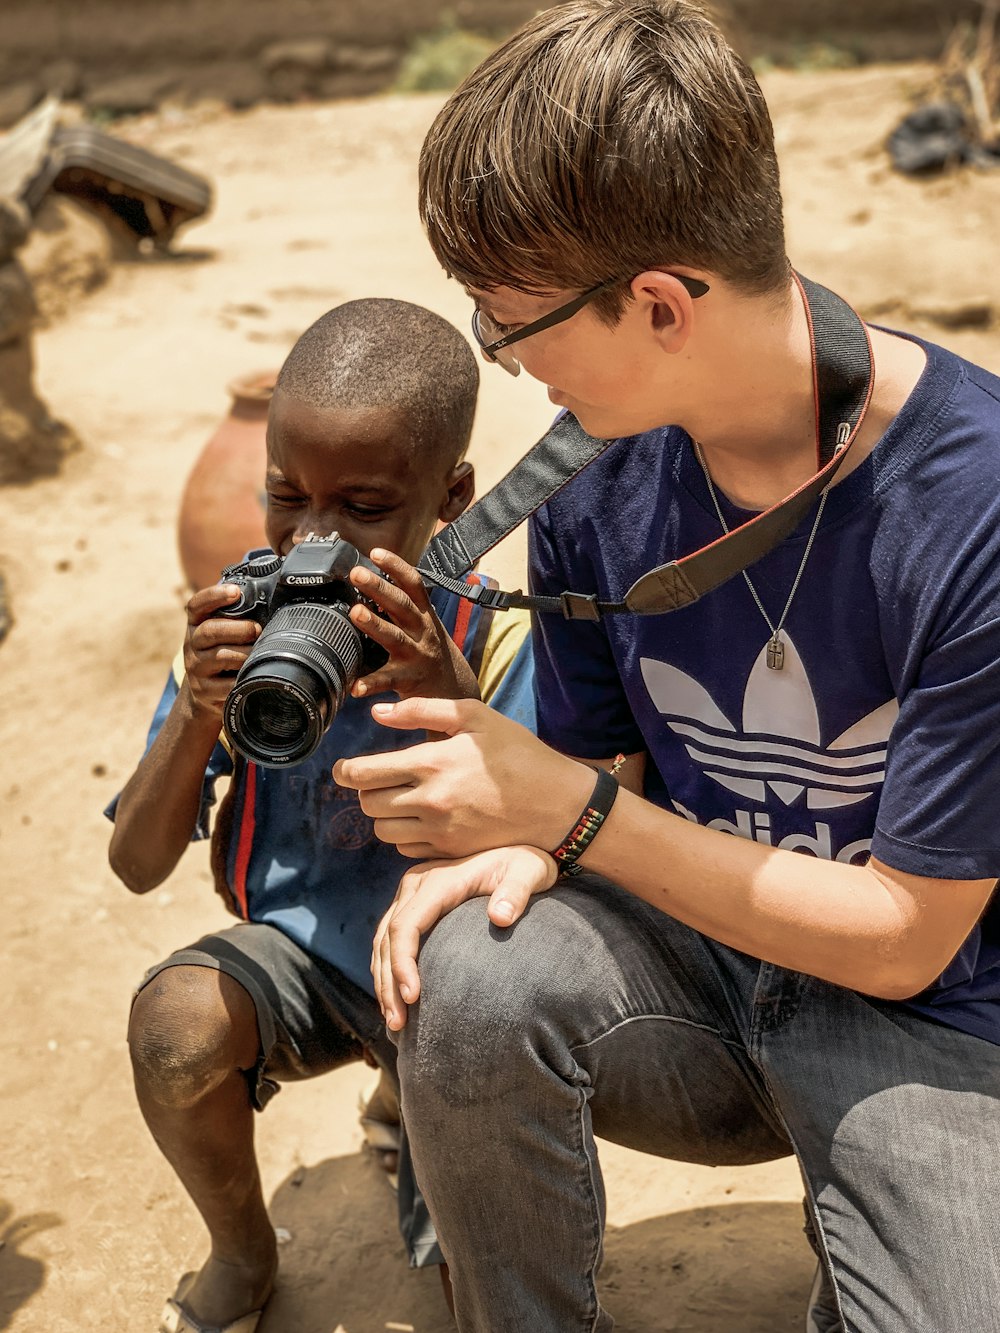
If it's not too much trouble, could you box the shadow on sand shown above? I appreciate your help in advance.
[262,1156,812,1333]
[0,1199,62,1331]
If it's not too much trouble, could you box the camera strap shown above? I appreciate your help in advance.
[418,273,874,619]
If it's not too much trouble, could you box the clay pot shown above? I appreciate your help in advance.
[177,369,277,590]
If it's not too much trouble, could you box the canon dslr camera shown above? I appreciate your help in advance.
[217,535,388,768]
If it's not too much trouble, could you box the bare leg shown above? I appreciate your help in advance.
[129,964,277,1326]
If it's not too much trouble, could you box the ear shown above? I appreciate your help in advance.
[629,271,702,352]
[439,459,475,523]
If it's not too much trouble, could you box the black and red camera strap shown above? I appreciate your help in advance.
[418,273,874,620]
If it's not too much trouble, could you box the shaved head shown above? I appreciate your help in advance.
[275,298,479,463]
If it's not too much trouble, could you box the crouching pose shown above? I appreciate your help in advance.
[108,299,534,1332]
[336,7,1000,1331]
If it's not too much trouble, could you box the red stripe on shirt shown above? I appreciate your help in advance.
[232,763,257,919]
[451,572,479,654]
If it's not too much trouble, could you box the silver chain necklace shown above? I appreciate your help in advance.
[694,442,829,671]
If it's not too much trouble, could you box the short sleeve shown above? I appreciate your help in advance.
[528,502,645,759]
[873,608,1000,879]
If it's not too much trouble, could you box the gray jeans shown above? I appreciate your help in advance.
[395,874,1000,1332]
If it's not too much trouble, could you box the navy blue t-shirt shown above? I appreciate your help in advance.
[530,333,1000,1045]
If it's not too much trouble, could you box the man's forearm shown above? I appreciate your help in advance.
[580,788,987,1000]
[335,699,991,989]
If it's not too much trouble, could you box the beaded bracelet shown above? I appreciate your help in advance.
[550,764,621,877]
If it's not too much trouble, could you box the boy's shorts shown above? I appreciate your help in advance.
[135,920,395,1109]
[134,921,442,1268]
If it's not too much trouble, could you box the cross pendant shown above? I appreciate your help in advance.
[766,635,785,670]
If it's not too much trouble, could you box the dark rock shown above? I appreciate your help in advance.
[887,102,971,175]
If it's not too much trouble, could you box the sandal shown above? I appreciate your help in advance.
[159,1272,264,1333]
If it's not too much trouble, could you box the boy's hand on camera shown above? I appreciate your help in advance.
[348,548,480,703]
[371,845,558,1029]
[182,583,260,721]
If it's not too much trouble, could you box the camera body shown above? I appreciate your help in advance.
[217,536,388,768]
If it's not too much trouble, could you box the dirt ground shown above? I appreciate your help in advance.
[1,64,999,1333]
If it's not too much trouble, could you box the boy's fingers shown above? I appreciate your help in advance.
[351,567,426,630]
[374,925,408,1029]
[389,945,421,1026]
[204,645,257,673]
[366,548,431,607]
[349,603,415,652]
[350,668,404,700]
[372,912,395,1016]
[186,583,242,623]
[377,911,418,1029]
[190,616,260,649]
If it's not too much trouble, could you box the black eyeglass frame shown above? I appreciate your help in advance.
[471,272,711,372]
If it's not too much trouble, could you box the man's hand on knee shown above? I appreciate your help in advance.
[371,846,558,1030]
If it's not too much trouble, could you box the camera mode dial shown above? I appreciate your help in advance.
[245,553,282,577]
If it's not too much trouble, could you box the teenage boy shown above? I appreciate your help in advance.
[336,5,1000,1331]
[108,299,533,1333]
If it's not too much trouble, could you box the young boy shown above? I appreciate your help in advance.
[107,298,534,1333]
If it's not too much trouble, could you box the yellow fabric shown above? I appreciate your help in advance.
[170,646,185,688]
[477,606,532,704]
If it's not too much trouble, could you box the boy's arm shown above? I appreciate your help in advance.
[109,680,229,892]
[108,583,258,893]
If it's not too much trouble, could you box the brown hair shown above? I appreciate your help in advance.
[419,0,789,318]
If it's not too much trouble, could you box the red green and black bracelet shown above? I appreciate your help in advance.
[550,764,620,877]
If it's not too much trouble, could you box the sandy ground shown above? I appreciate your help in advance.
[2,65,999,1333]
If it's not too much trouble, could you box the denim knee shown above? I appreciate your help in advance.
[397,893,602,1113]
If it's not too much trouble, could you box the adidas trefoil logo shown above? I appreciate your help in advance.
[641,635,898,811]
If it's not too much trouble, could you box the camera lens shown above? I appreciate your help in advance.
[223,601,365,767]
[241,690,310,746]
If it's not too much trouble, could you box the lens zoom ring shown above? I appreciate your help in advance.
[247,602,363,689]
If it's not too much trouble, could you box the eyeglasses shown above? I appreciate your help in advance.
[471,273,710,377]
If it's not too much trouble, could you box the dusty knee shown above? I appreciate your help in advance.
[398,897,581,1100]
[128,964,259,1110]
